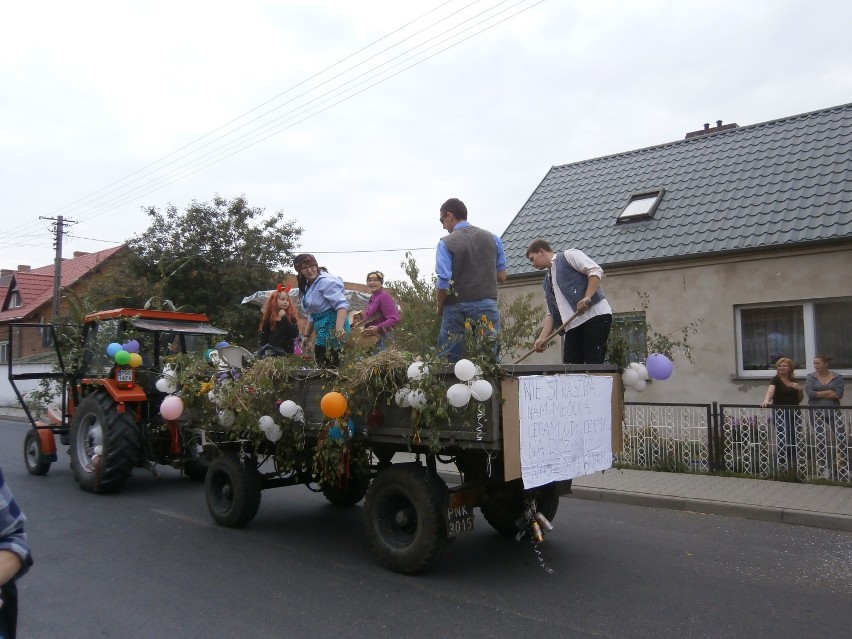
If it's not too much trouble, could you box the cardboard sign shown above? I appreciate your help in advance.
[517,374,613,489]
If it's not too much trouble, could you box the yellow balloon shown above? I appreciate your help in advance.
[128,353,143,368]
[320,392,348,419]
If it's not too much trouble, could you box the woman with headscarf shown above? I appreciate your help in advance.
[294,253,350,367]
[359,270,400,352]
[257,283,300,356]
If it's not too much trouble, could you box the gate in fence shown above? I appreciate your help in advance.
[617,402,851,484]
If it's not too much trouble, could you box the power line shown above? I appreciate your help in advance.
[2,0,546,246]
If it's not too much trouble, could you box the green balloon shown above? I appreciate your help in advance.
[114,350,131,365]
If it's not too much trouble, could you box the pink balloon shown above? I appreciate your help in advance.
[160,395,184,420]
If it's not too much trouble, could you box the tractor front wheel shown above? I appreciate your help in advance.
[23,429,52,476]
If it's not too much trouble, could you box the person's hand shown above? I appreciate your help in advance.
[577,297,591,313]
[760,401,770,408]
[277,310,286,320]
[362,327,378,337]
[335,327,346,340]
[533,338,547,353]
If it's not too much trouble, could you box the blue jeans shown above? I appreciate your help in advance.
[438,299,499,363]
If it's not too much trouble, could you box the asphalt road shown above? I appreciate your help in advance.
[1,419,851,639]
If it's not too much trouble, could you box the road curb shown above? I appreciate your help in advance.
[570,487,852,533]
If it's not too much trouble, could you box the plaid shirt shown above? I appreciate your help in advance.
[0,468,31,580]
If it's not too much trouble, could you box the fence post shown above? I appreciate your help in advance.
[708,402,720,472]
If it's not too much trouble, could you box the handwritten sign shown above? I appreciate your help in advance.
[519,374,613,489]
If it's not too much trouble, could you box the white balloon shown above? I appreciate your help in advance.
[454,359,476,382]
[156,377,177,394]
[265,423,282,442]
[622,369,640,387]
[93,445,103,455]
[446,383,471,407]
[631,378,647,392]
[407,389,427,408]
[219,410,235,427]
[406,362,429,381]
[469,379,493,402]
[631,363,650,380]
[258,415,275,432]
[395,388,411,407]
[207,390,218,404]
[279,400,299,418]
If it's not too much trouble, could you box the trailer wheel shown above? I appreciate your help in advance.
[23,430,52,476]
[69,392,141,493]
[205,455,262,527]
[322,473,370,507]
[364,464,448,574]
[480,480,560,537]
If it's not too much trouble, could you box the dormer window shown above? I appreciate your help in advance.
[9,288,22,308]
[617,189,664,222]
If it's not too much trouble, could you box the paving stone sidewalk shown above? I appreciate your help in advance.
[571,468,852,532]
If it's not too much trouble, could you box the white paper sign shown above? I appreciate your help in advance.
[519,374,613,489]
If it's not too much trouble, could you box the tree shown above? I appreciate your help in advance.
[126,195,302,345]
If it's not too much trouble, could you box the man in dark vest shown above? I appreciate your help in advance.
[527,239,613,364]
[435,198,507,362]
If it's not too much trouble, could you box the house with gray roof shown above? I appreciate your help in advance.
[499,102,852,405]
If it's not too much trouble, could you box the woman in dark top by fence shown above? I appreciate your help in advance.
[760,357,803,471]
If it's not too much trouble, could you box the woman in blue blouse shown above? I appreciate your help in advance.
[294,253,350,367]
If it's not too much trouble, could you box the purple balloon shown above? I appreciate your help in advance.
[646,353,673,381]
[123,339,140,353]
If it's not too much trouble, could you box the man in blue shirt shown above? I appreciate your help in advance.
[1,466,32,639]
[435,198,507,362]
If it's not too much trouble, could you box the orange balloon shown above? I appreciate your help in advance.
[320,391,348,419]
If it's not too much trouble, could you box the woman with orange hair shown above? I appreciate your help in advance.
[257,284,300,356]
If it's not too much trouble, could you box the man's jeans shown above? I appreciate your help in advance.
[438,299,500,363]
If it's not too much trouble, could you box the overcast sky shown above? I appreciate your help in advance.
[2,0,850,290]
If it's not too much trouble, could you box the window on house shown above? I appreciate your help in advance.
[41,318,53,348]
[735,298,851,376]
[607,312,647,366]
[617,190,664,222]
[0,341,8,365]
[9,289,22,309]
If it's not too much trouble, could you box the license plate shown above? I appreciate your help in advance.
[446,492,475,537]
[116,369,133,383]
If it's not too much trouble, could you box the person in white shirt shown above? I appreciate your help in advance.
[527,239,613,364]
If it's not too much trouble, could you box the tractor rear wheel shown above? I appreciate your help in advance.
[23,429,52,476]
[205,454,262,527]
[69,391,141,493]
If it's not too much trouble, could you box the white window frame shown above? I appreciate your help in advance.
[0,341,8,365]
[617,189,664,222]
[734,298,851,378]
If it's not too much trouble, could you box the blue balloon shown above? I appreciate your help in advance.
[215,341,230,349]
[646,353,674,381]
[106,342,122,357]
[329,418,356,441]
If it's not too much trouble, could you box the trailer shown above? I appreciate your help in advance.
[202,361,623,574]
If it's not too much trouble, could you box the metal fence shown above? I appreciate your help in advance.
[616,402,851,484]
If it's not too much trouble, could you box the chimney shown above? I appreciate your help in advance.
[73,251,90,258]
[17,265,31,272]
[685,119,739,139]
[1,269,13,277]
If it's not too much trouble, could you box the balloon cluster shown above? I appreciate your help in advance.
[446,359,493,408]
[258,415,282,442]
[106,340,143,368]
[157,363,184,420]
[622,353,674,393]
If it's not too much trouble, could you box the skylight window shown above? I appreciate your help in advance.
[617,189,664,222]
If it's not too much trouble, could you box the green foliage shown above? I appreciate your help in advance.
[126,195,302,346]
[384,252,441,354]
[496,292,545,362]
[607,292,703,369]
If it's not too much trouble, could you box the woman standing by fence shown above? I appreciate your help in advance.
[806,355,847,481]
[760,357,803,472]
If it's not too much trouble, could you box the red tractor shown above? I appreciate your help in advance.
[8,308,229,493]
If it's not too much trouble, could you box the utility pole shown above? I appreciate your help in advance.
[40,215,76,320]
